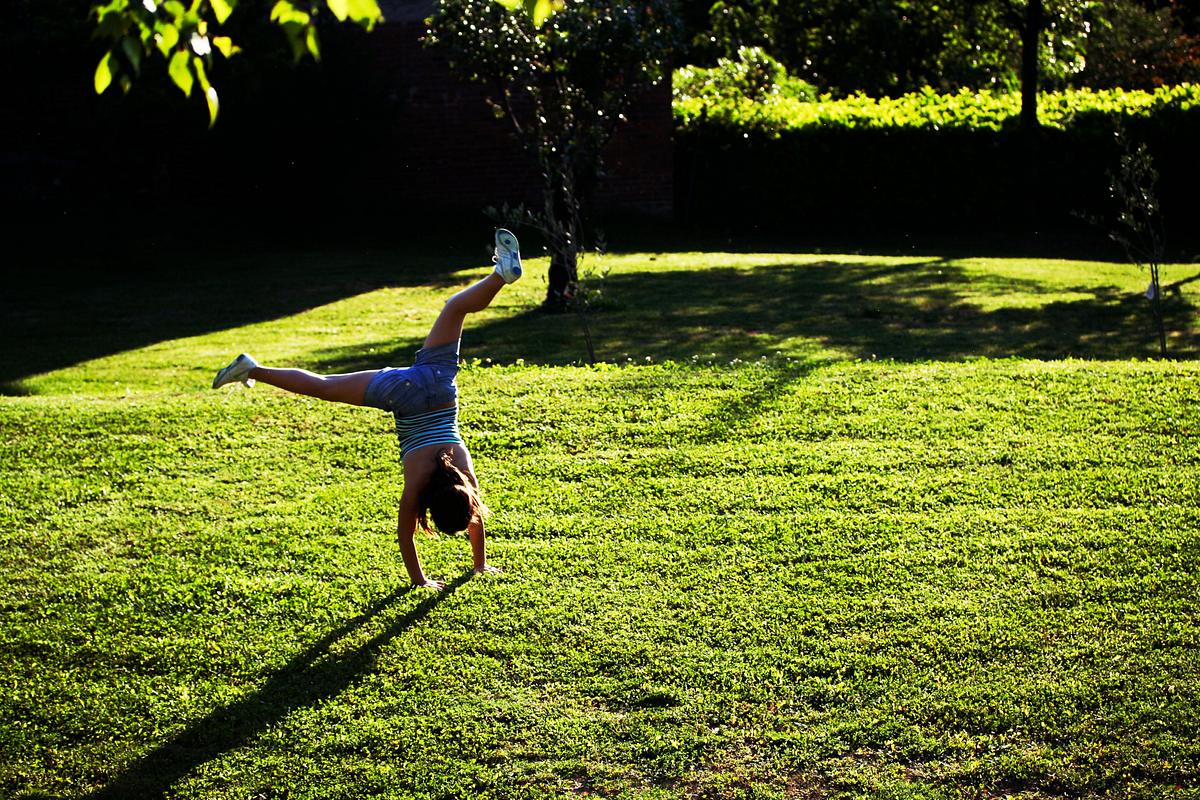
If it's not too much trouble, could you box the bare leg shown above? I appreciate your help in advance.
[247,367,379,406]
[423,273,507,349]
[239,272,508,405]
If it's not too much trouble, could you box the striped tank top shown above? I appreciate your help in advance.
[395,405,463,458]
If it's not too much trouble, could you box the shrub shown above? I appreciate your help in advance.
[674,46,816,104]
[673,81,1200,134]
[672,84,1200,249]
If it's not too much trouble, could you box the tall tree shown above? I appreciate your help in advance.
[1002,0,1099,129]
[1019,0,1045,130]
[427,0,681,308]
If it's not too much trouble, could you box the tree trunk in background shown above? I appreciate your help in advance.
[543,157,596,310]
[546,249,578,308]
[544,172,580,309]
[1021,0,1044,132]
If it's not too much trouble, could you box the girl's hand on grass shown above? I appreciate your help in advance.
[474,564,502,576]
[414,579,446,590]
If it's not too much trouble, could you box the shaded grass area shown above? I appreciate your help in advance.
[0,242,483,394]
[5,252,1198,397]
[1,361,1198,798]
[399,255,1200,367]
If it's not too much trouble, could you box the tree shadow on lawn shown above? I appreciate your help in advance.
[309,258,1199,372]
[0,250,472,395]
[87,572,471,800]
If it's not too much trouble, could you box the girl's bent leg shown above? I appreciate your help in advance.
[423,272,507,350]
[248,367,379,406]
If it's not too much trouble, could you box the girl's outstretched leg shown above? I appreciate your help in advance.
[423,273,507,350]
[423,229,523,349]
[248,367,379,406]
[212,353,378,406]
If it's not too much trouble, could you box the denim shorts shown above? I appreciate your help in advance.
[362,340,460,417]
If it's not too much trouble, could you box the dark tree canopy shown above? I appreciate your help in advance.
[1079,0,1200,88]
[676,0,1199,96]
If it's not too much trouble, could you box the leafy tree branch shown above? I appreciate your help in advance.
[90,0,382,125]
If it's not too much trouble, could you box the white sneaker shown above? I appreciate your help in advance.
[213,353,258,388]
[493,229,523,284]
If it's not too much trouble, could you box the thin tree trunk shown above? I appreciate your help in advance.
[1150,264,1167,357]
[546,248,578,308]
[543,158,582,309]
[578,305,596,364]
[1020,0,1043,133]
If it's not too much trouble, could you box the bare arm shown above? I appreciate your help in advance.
[468,516,500,574]
[397,490,443,589]
[458,449,498,575]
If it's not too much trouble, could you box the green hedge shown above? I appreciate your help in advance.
[673,85,1200,249]
[673,83,1200,133]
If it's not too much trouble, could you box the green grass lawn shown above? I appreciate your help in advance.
[2,248,1199,799]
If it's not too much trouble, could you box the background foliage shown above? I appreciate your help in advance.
[675,0,1200,97]
[671,62,1200,250]
[1079,0,1200,88]
[673,80,1200,133]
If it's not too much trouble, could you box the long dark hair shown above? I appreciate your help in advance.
[418,449,488,534]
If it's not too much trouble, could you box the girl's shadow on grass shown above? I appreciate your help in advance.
[87,572,471,800]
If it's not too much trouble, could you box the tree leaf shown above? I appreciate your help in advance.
[270,0,308,24]
[205,86,220,126]
[305,23,321,61]
[91,0,126,19]
[94,51,115,95]
[492,0,520,9]
[326,0,349,21]
[155,22,180,56]
[94,5,130,38]
[524,0,556,26]
[193,56,219,126]
[326,0,381,26]
[210,0,234,23]
[343,0,381,28]
[120,36,142,75]
[280,21,306,61]
[168,49,194,96]
[211,35,237,57]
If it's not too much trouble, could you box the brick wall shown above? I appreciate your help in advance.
[361,20,674,218]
